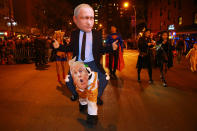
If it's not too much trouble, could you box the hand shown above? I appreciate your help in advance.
[112,40,118,50]
[148,43,152,46]
[152,41,156,46]
[162,40,167,44]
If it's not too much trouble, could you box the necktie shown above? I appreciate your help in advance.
[81,32,86,61]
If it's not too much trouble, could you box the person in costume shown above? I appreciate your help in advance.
[65,4,118,106]
[186,43,197,72]
[176,36,186,64]
[156,31,174,87]
[106,26,124,79]
[136,29,155,83]
[66,57,104,125]
[53,30,67,83]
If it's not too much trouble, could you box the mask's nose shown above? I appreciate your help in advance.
[80,79,83,83]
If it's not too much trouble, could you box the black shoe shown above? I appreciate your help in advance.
[87,114,98,125]
[148,80,154,84]
[97,97,103,105]
[163,82,167,87]
[79,104,87,113]
[137,76,141,83]
[162,80,167,87]
[70,94,78,101]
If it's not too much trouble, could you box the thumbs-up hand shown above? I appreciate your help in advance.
[112,40,118,50]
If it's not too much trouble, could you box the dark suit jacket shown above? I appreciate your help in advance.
[67,29,113,74]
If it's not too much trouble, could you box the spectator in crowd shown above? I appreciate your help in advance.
[176,36,186,64]
[136,29,155,83]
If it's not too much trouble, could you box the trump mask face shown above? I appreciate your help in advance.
[69,57,89,90]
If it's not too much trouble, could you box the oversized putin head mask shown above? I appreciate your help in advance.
[73,4,94,32]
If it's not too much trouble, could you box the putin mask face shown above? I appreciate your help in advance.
[73,6,94,32]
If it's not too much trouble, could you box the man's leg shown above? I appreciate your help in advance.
[192,58,196,71]
[160,63,164,80]
[190,59,195,72]
[113,50,119,77]
[66,71,78,101]
[87,87,98,125]
[177,50,182,63]
[98,71,108,98]
[137,67,142,82]
[109,53,113,75]
[148,65,153,83]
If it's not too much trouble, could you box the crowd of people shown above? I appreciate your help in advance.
[1,3,197,126]
[0,36,49,65]
[0,35,72,67]
[136,29,197,87]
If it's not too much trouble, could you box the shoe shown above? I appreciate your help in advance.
[70,94,78,101]
[79,104,87,113]
[137,78,141,83]
[148,80,154,84]
[97,97,103,105]
[163,82,167,87]
[87,114,98,125]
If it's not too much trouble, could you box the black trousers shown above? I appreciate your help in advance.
[137,55,152,81]
[160,62,167,83]
[137,66,152,81]
[109,50,119,74]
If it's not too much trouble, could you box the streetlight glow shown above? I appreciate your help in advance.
[123,2,129,8]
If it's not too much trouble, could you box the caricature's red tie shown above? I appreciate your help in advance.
[81,32,86,61]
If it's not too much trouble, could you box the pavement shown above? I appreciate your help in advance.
[0,50,197,131]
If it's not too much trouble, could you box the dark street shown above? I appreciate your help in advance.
[0,50,197,131]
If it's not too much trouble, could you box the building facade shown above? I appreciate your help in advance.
[0,0,14,31]
[147,0,197,34]
[91,0,147,39]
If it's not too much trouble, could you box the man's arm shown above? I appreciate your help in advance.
[98,31,118,54]
[98,31,113,54]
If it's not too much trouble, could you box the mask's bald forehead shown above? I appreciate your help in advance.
[77,7,94,18]
[74,4,94,17]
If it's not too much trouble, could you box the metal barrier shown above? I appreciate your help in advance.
[0,38,51,65]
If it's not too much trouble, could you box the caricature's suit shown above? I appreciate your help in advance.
[66,29,113,98]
